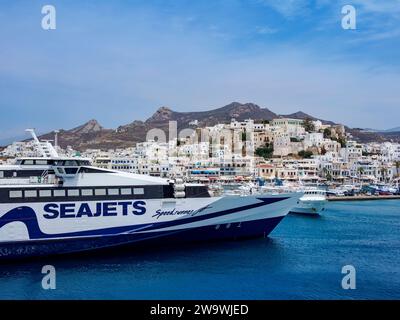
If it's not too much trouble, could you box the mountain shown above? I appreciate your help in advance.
[139,102,277,130]
[385,127,400,133]
[359,127,400,133]
[279,111,335,125]
[30,102,400,150]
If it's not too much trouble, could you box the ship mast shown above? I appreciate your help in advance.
[25,128,59,158]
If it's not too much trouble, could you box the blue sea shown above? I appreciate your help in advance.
[0,200,399,300]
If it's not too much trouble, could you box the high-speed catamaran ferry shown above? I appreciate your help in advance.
[0,130,300,259]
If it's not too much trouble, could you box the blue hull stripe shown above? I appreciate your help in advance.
[0,197,288,240]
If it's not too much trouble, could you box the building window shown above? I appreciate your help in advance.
[9,190,22,198]
[25,190,37,198]
[39,190,52,197]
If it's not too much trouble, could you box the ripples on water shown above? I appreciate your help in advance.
[0,200,399,300]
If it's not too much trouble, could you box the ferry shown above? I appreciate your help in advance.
[290,189,327,216]
[0,130,301,259]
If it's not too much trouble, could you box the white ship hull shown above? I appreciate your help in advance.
[0,193,300,259]
[290,199,326,216]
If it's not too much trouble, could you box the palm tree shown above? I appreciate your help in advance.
[357,167,364,181]
[395,161,400,178]
[380,166,388,183]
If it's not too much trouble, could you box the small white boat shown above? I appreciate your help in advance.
[290,189,327,216]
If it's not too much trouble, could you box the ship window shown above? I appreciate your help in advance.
[9,190,22,198]
[65,168,79,174]
[133,188,144,195]
[95,189,106,196]
[64,160,78,166]
[39,190,52,197]
[25,190,37,198]
[67,189,80,197]
[36,160,48,165]
[81,189,93,196]
[54,189,66,197]
[108,188,119,195]
[24,160,34,165]
[0,171,3,178]
[121,188,132,195]
[56,167,65,175]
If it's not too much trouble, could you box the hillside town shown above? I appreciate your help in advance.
[1,117,400,187]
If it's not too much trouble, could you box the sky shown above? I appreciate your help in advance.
[0,0,399,143]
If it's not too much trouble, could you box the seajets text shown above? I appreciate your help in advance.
[43,201,146,219]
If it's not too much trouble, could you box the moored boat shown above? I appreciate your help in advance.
[290,189,327,216]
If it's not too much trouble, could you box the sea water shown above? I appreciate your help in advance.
[0,200,399,300]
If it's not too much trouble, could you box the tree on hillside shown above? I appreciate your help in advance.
[298,150,313,159]
[323,128,331,139]
[255,143,274,159]
[302,118,315,132]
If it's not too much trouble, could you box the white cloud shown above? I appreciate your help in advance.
[256,26,278,34]
[257,0,310,18]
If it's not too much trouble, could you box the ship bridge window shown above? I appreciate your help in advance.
[54,189,66,197]
[23,160,34,165]
[95,189,106,196]
[25,190,37,198]
[64,160,78,166]
[36,160,49,165]
[9,190,22,198]
[65,168,79,174]
[67,189,80,197]
[39,190,52,197]
[55,167,65,175]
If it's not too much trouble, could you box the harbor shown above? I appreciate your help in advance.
[328,195,400,201]
[1,0,400,306]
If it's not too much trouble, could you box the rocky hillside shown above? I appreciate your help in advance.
[36,102,400,150]
[39,102,279,150]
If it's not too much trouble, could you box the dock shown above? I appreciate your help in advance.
[327,195,400,201]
